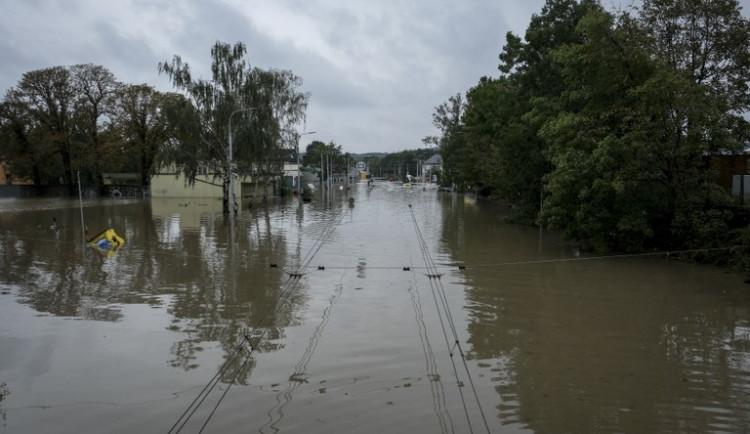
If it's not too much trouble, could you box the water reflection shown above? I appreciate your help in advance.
[260,280,344,433]
[0,197,302,387]
[1,192,749,433]
[437,195,750,433]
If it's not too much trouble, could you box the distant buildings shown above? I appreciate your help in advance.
[423,154,442,181]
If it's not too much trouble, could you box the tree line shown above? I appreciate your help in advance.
[0,63,164,191]
[300,140,438,182]
[432,0,750,267]
[0,41,309,214]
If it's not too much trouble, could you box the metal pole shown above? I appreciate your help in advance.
[228,113,235,219]
[77,171,85,242]
[296,133,300,200]
[296,131,316,204]
[228,108,256,218]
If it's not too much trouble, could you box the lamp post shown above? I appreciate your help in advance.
[296,131,316,202]
[228,108,255,219]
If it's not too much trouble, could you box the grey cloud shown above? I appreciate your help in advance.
[2,0,746,153]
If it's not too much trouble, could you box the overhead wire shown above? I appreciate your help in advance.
[1,232,741,274]
[259,274,345,433]
[405,270,454,433]
[408,204,491,434]
[168,205,346,434]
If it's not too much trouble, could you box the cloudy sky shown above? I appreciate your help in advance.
[1,0,749,154]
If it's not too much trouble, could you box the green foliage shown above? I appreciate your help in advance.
[159,41,309,211]
[538,4,744,252]
[8,66,76,190]
[427,93,465,187]
[437,0,598,221]
[1,65,176,190]
[302,140,341,167]
[0,42,309,203]
[70,64,123,192]
[114,85,175,185]
[378,148,435,181]
[432,0,750,257]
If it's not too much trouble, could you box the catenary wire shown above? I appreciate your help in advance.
[168,206,345,434]
[408,204,491,434]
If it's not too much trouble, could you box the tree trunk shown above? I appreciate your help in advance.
[222,172,230,215]
[60,145,75,195]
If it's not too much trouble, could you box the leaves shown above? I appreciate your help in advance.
[158,41,309,212]
[435,0,750,253]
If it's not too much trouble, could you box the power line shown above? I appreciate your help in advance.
[168,206,345,434]
[408,204,491,434]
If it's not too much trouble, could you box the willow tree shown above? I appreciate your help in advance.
[158,41,309,214]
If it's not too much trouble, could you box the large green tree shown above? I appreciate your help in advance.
[302,140,341,168]
[639,0,750,247]
[539,0,750,252]
[70,64,122,193]
[538,8,668,251]
[436,0,597,217]
[0,89,50,185]
[460,76,545,220]
[13,66,77,191]
[159,41,309,214]
[302,140,343,183]
[112,84,175,186]
[496,0,598,214]
[430,93,468,189]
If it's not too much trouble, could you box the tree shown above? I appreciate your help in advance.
[302,140,342,183]
[0,90,48,185]
[538,8,666,250]
[434,0,598,207]
[113,84,173,186]
[637,0,750,249]
[14,66,76,192]
[428,93,467,189]
[70,64,122,192]
[379,149,434,181]
[159,41,309,214]
[302,140,341,167]
[495,0,598,216]
[539,0,750,252]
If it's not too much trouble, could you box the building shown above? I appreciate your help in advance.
[709,150,749,202]
[422,154,443,182]
[150,152,297,199]
[0,159,33,186]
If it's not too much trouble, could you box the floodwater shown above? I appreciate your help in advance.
[1,183,750,434]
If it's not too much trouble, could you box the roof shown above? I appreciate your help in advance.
[424,154,442,165]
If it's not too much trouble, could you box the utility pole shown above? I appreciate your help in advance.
[295,131,316,203]
[228,108,255,219]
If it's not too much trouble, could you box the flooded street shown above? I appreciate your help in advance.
[1,183,750,433]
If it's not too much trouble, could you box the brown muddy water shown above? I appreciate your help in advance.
[1,182,749,434]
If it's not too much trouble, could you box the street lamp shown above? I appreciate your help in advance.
[228,108,255,219]
[296,131,316,202]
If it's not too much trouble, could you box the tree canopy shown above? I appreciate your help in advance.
[0,64,133,193]
[158,41,309,213]
[0,41,310,211]
[433,0,750,261]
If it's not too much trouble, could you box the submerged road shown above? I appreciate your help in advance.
[1,183,750,433]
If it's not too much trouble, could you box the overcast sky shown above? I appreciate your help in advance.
[1,0,749,154]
